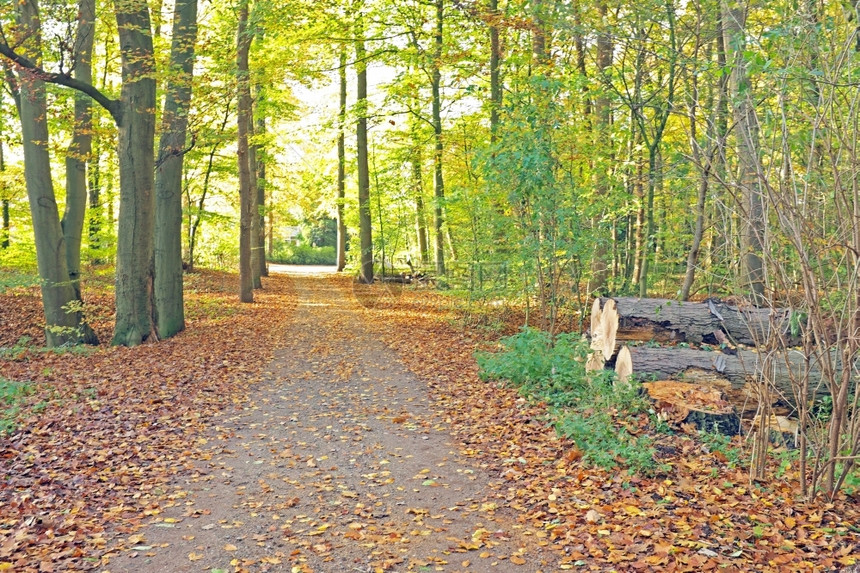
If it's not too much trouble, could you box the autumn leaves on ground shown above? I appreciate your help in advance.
[1,269,859,572]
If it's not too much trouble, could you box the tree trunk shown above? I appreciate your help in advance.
[432,0,445,276]
[61,0,94,303]
[15,0,94,346]
[249,113,262,290]
[255,85,268,278]
[356,18,373,284]
[87,111,102,261]
[237,0,254,302]
[112,1,157,346]
[1,141,9,249]
[723,0,766,302]
[336,47,347,272]
[488,0,501,143]
[413,151,429,266]
[153,0,196,340]
[589,1,612,293]
[681,10,722,301]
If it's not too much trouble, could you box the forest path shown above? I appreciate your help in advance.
[105,271,549,573]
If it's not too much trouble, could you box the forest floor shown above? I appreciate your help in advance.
[1,267,859,572]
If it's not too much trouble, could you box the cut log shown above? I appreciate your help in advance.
[643,381,741,435]
[626,346,858,401]
[615,346,632,386]
[599,300,618,361]
[600,297,799,347]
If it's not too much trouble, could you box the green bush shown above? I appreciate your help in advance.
[269,243,336,265]
[477,328,658,474]
[0,377,33,435]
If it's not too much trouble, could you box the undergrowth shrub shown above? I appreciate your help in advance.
[0,377,32,435]
[477,328,658,474]
[269,244,336,265]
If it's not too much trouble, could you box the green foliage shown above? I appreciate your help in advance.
[477,328,659,474]
[699,430,743,467]
[269,243,336,265]
[0,377,33,435]
[0,268,39,293]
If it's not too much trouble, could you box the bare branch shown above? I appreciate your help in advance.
[0,42,121,122]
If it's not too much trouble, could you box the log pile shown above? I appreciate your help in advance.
[587,297,859,434]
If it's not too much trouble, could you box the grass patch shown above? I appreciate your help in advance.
[0,377,34,435]
[0,268,39,294]
[477,328,660,474]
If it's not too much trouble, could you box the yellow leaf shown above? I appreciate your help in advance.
[0,564,14,571]
[224,543,238,551]
[188,552,203,561]
[624,505,643,516]
[784,516,796,528]
[510,555,527,565]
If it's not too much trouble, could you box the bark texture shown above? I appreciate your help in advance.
[112,0,158,346]
[600,296,797,346]
[16,0,94,346]
[356,19,373,284]
[237,0,254,302]
[62,0,95,302]
[153,0,197,339]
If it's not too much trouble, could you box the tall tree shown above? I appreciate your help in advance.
[5,0,95,346]
[237,0,255,301]
[61,0,95,303]
[723,0,766,302]
[431,0,445,275]
[356,11,373,284]
[154,0,198,339]
[589,1,612,293]
[1,140,8,250]
[255,83,268,278]
[336,47,348,272]
[111,0,158,345]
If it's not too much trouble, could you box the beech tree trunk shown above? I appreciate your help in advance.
[255,85,268,278]
[62,0,94,303]
[237,0,254,302]
[1,141,9,249]
[336,48,348,272]
[356,17,373,284]
[431,0,446,276]
[14,0,95,346]
[153,0,197,339]
[723,0,766,302]
[589,1,612,293]
[488,0,501,143]
[249,115,261,290]
[112,1,157,346]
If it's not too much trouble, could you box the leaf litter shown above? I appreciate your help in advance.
[0,269,858,572]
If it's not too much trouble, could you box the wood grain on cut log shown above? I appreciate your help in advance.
[627,346,858,400]
[642,381,741,435]
[587,298,618,371]
[615,346,632,386]
[601,297,797,346]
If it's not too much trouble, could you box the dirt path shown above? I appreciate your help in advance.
[103,273,551,573]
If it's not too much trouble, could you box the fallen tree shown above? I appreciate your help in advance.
[600,297,799,347]
[624,346,857,401]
